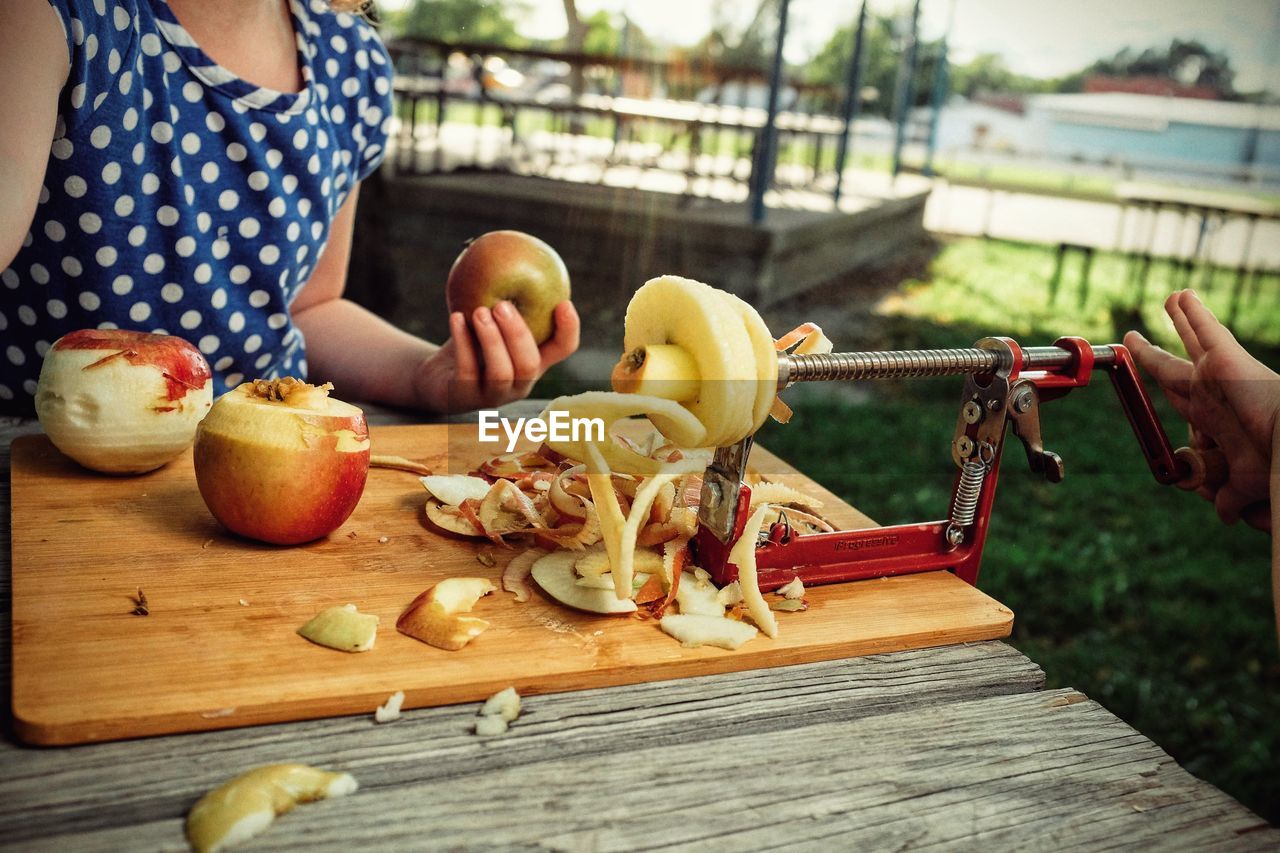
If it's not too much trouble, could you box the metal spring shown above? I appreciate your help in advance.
[785,349,1004,384]
[950,459,988,529]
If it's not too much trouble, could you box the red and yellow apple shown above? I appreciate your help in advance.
[193,378,370,545]
[445,230,571,344]
[35,329,214,474]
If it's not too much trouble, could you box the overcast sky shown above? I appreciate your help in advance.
[383,0,1280,93]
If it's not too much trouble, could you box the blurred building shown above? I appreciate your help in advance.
[1030,93,1279,172]
[933,92,1280,182]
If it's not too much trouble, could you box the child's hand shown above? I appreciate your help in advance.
[1125,290,1280,531]
[415,300,580,413]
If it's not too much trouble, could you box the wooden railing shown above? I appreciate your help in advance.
[385,38,859,206]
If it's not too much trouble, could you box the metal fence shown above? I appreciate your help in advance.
[386,37,870,213]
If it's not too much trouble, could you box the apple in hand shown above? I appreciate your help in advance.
[445,230,571,344]
[193,378,370,545]
[35,329,214,474]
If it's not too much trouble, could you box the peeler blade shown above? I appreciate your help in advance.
[697,436,753,543]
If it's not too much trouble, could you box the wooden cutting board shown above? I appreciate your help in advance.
[9,424,1013,745]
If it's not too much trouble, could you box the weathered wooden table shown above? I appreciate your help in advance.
[2,414,1274,850]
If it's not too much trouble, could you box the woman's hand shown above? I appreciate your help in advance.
[414,300,580,413]
[1125,290,1280,531]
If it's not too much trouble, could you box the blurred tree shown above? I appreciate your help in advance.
[1078,38,1238,97]
[807,12,939,116]
[949,52,1056,99]
[392,0,527,45]
[582,10,619,55]
[561,0,586,54]
[695,0,781,70]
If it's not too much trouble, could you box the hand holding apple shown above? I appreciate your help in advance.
[35,329,214,474]
[446,231,571,345]
[193,378,370,545]
[412,300,580,413]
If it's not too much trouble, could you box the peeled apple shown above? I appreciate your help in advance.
[602,276,781,452]
[619,276,766,447]
[35,329,214,474]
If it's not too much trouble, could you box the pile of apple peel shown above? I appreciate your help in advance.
[420,444,824,649]
[415,275,837,648]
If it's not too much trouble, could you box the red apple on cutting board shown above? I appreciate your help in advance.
[34,329,213,474]
[445,230,571,344]
[193,378,370,545]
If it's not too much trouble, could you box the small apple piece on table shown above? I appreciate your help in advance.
[445,230,571,345]
[475,686,522,736]
[659,614,759,650]
[675,570,726,617]
[297,604,379,653]
[34,329,213,474]
[193,378,370,546]
[186,763,358,853]
[397,577,496,651]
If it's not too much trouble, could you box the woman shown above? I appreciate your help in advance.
[0,0,579,415]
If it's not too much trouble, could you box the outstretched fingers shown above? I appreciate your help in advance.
[1165,290,1204,362]
[1125,330,1191,418]
[1177,290,1237,358]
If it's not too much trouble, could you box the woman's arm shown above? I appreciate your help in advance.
[289,186,439,406]
[0,0,67,270]
[291,186,579,412]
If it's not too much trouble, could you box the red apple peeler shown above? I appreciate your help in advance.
[693,337,1227,590]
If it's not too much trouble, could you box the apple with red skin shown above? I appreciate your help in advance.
[35,329,213,474]
[193,378,370,545]
[445,230,571,344]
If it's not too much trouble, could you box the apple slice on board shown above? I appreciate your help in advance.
[397,578,497,651]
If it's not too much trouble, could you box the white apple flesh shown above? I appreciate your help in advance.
[193,378,370,546]
[35,329,214,474]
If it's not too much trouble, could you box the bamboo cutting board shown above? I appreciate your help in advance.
[10,424,1013,745]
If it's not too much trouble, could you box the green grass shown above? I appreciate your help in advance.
[933,158,1118,197]
[879,238,1280,349]
[754,237,1280,822]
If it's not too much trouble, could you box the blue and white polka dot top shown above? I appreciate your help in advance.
[0,0,393,412]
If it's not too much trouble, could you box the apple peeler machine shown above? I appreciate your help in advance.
[693,336,1226,591]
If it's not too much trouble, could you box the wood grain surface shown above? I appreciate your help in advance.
[3,415,1273,849]
[10,424,1013,746]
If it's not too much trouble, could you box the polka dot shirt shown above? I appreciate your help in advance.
[0,0,393,412]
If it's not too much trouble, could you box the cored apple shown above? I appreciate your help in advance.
[193,378,370,545]
[445,230,571,344]
[35,329,214,474]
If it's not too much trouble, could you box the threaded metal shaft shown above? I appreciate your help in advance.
[782,348,1004,384]
[779,345,1116,386]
